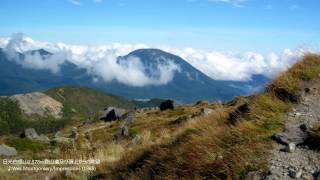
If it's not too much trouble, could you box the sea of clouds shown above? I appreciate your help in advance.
[0,33,309,86]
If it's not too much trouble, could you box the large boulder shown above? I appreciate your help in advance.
[0,144,17,157]
[20,128,50,144]
[37,134,50,144]
[21,128,39,140]
[272,126,308,146]
[116,112,136,138]
[159,100,175,111]
[201,108,213,116]
[99,107,126,122]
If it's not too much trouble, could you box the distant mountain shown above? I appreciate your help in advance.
[0,48,270,102]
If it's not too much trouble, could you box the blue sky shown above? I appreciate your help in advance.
[0,0,319,51]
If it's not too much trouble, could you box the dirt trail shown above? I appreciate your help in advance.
[264,79,320,179]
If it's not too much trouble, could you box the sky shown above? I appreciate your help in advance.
[0,0,320,52]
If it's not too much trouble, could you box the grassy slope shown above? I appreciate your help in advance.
[2,54,320,180]
[90,54,320,179]
[45,86,136,119]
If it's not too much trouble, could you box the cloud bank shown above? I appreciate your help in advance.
[0,33,310,86]
[1,33,180,87]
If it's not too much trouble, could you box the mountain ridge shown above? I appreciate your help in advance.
[0,48,269,102]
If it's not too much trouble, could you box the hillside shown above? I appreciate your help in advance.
[0,54,319,179]
[45,86,136,118]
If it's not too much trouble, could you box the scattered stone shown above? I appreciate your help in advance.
[37,134,50,144]
[21,128,39,140]
[121,126,129,136]
[123,111,136,125]
[0,144,17,156]
[289,169,297,178]
[300,124,308,132]
[272,127,307,146]
[63,170,72,178]
[70,127,78,140]
[301,174,313,180]
[295,169,302,178]
[294,112,302,117]
[132,135,141,144]
[84,131,92,142]
[285,143,296,153]
[54,131,63,138]
[245,172,260,180]
[52,147,60,155]
[159,100,175,111]
[227,101,250,125]
[99,107,126,121]
[51,136,71,145]
[201,108,213,116]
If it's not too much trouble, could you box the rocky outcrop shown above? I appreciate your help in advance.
[99,107,126,122]
[51,131,71,145]
[20,128,50,144]
[159,100,175,111]
[115,111,136,138]
[0,144,17,156]
[201,108,213,116]
[21,128,39,140]
[227,100,250,125]
[10,92,63,118]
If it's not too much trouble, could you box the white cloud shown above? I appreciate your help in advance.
[67,0,105,5]
[1,33,180,87]
[161,47,305,81]
[0,33,311,86]
[208,0,249,7]
[67,0,82,5]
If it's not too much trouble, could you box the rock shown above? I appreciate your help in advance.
[132,135,141,144]
[159,100,175,111]
[295,169,302,178]
[289,169,302,179]
[272,128,307,145]
[300,124,308,132]
[285,143,296,153]
[99,107,126,121]
[70,127,78,140]
[54,131,63,138]
[301,174,313,180]
[21,128,39,140]
[201,108,213,116]
[63,170,72,178]
[122,112,136,125]
[245,171,260,180]
[37,134,50,144]
[294,112,302,117]
[122,126,129,136]
[84,131,92,142]
[0,144,17,156]
[227,101,250,125]
[52,147,60,155]
[51,137,71,145]
[315,172,320,180]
